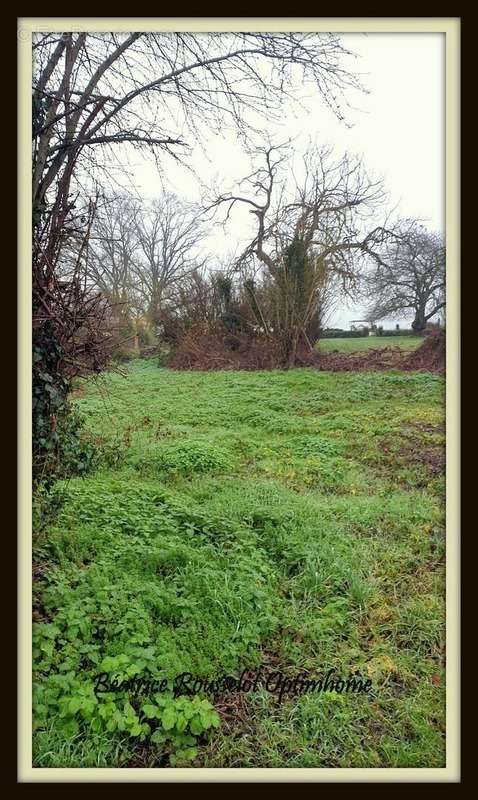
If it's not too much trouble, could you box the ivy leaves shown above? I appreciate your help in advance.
[33,340,97,484]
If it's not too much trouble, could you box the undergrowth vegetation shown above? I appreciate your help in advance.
[33,360,445,768]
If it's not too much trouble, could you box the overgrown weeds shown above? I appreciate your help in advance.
[33,360,445,768]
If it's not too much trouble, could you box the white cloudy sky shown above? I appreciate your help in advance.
[120,32,445,328]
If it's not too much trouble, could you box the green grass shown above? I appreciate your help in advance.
[318,336,422,353]
[33,360,445,769]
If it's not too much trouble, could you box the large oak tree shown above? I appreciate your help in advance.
[364,220,445,332]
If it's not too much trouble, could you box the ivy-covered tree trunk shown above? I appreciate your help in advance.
[32,323,66,478]
[276,235,315,368]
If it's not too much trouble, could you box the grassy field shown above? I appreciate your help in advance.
[33,360,445,769]
[318,336,422,354]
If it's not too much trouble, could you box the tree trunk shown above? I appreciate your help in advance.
[411,310,426,334]
[284,329,299,369]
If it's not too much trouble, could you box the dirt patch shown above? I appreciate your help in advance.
[398,420,445,478]
[372,420,445,486]
[402,442,445,478]
[386,438,445,479]
[215,684,256,735]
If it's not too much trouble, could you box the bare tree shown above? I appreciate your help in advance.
[83,194,142,314]
[133,194,207,328]
[364,220,446,332]
[69,192,207,341]
[206,144,388,365]
[33,32,362,191]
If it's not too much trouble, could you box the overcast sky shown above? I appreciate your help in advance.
[124,32,445,328]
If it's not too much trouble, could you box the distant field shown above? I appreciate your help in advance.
[319,335,423,354]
